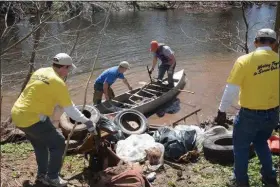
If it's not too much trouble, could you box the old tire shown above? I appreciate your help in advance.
[203,134,255,164]
[113,109,148,136]
[59,105,100,141]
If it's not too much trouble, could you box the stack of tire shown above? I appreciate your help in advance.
[202,126,255,164]
[59,106,149,151]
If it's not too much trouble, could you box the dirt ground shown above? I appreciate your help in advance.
[1,124,279,187]
[1,143,278,187]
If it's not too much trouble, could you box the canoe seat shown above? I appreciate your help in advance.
[141,89,156,96]
[111,99,134,107]
[144,88,163,93]
[129,98,139,105]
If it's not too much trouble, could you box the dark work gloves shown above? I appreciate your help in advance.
[214,110,227,127]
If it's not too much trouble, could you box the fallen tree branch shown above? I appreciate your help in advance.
[69,24,81,56]
[164,160,184,170]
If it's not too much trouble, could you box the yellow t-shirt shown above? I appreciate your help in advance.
[11,67,72,127]
[227,49,279,110]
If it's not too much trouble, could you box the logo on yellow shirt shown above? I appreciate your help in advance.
[31,75,50,85]
[254,61,279,76]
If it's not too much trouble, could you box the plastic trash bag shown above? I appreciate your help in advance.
[116,134,164,166]
[172,125,231,152]
[97,115,125,142]
[156,98,181,117]
[174,125,205,151]
[153,126,197,161]
[164,99,180,114]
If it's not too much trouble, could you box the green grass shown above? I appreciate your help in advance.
[188,154,279,187]
[248,155,279,186]
[1,143,85,177]
[62,154,85,176]
[1,143,279,187]
[1,142,33,158]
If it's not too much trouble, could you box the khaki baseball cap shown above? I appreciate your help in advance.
[119,61,130,69]
[255,28,276,40]
[53,53,76,68]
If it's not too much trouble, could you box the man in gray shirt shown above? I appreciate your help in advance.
[148,40,176,88]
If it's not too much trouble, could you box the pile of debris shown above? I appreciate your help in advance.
[55,106,239,186]
[0,107,250,186]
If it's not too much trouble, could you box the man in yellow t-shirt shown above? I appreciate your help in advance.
[215,28,279,187]
[11,53,96,187]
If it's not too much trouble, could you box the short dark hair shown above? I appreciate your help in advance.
[52,63,65,69]
[255,37,276,44]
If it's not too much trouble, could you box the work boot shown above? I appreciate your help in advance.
[262,177,279,187]
[35,173,46,183]
[226,177,250,187]
[43,176,68,187]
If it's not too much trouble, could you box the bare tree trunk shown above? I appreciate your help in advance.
[242,2,249,54]
[132,1,140,11]
[67,1,73,10]
[0,39,2,125]
[275,2,280,36]
[0,3,11,124]
[274,2,280,53]
[19,4,42,94]
[68,27,80,56]
[2,3,43,126]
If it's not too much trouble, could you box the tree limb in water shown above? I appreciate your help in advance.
[0,3,66,57]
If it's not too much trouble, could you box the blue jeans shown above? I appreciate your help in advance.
[158,64,176,87]
[19,118,65,179]
[233,106,279,184]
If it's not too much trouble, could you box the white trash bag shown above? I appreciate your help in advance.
[116,134,164,165]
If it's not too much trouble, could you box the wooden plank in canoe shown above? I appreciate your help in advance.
[144,88,165,94]
[111,99,134,107]
[141,89,156,96]
[149,83,170,90]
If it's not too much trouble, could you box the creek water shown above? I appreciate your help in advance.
[1,5,277,125]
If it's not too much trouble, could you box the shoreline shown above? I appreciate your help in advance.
[91,1,277,13]
[1,53,240,126]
